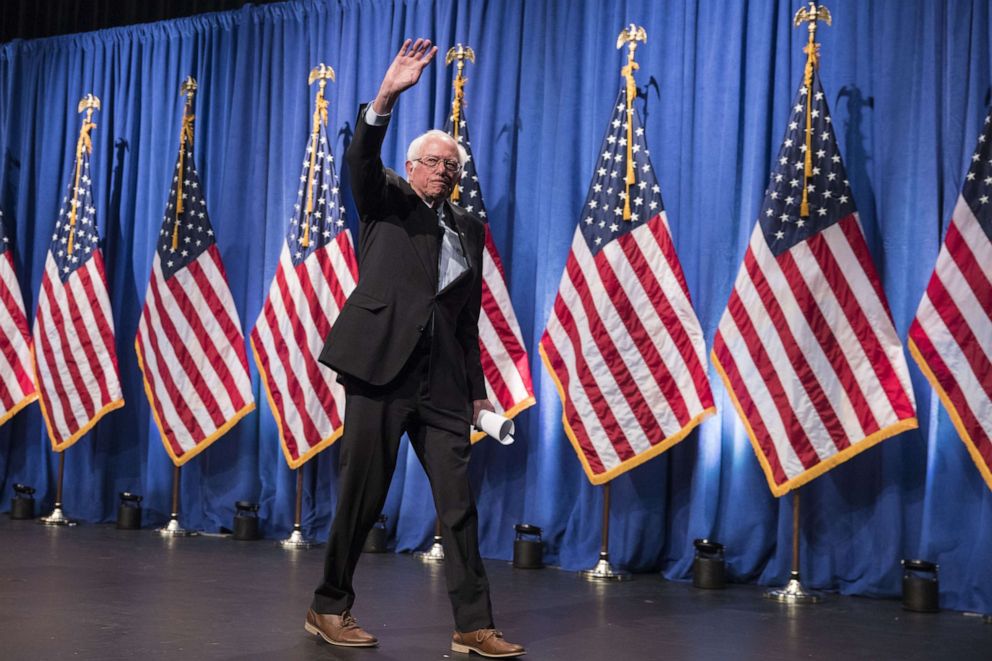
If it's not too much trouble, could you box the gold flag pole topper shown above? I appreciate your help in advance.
[173,76,198,251]
[67,93,101,256]
[445,44,475,203]
[617,24,646,222]
[301,63,336,249]
[794,2,831,218]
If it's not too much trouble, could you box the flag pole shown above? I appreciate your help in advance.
[763,0,832,604]
[157,465,196,537]
[414,45,478,566]
[580,482,629,581]
[765,489,821,602]
[39,451,76,526]
[281,467,317,549]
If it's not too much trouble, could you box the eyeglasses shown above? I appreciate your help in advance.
[413,155,461,173]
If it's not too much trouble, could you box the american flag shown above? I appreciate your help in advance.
[250,92,358,468]
[135,110,254,466]
[712,68,917,497]
[445,114,535,440]
[908,109,992,491]
[32,117,124,450]
[540,84,715,484]
[0,209,37,426]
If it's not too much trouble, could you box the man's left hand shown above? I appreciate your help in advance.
[472,399,495,425]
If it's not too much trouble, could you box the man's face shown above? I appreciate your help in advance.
[406,135,460,203]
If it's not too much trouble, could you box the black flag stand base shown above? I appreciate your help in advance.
[580,483,629,582]
[157,465,197,537]
[765,490,821,603]
[281,467,318,549]
[415,518,445,563]
[40,451,76,527]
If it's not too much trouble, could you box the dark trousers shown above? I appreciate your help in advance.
[312,341,494,632]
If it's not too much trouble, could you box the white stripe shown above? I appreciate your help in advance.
[141,262,216,448]
[33,296,77,440]
[86,255,119,337]
[481,247,528,348]
[953,198,992,284]
[751,233,865,443]
[563,233,653,454]
[0,338,26,404]
[916,293,992,441]
[137,309,197,451]
[266,264,335,440]
[180,251,254,404]
[190,251,255,404]
[716,314,803,479]
[544,310,620,471]
[0,255,29,317]
[158,269,238,419]
[477,311,529,408]
[788,237,903,428]
[68,261,122,400]
[734,242,840,462]
[624,220,708,415]
[933,242,992,356]
[294,252,345,407]
[821,220,915,410]
[43,257,104,409]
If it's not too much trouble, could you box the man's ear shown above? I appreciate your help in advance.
[405,160,414,178]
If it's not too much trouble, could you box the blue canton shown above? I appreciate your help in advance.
[288,113,347,266]
[445,116,488,221]
[961,109,992,243]
[51,146,101,282]
[157,136,215,279]
[758,70,855,257]
[578,86,664,256]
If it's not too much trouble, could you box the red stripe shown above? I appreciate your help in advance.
[34,302,80,438]
[775,248,880,436]
[908,320,992,468]
[252,322,302,460]
[147,271,227,430]
[842,215,896,323]
[62,277,112,408]
[924,276,992,404]
[539,331,606,475]
[336,232,359,282]
[646,214,693,303]
[479,339,514,411]
[198,247,250,368]
[0,358,15,409]
[556,259,638,460]
[483,227,509,282]
[293,258,334,338]
[746,249,850,450]
[726,282,821,469]
[480,278,530,377]
[1,254,31,337]
[313,245,349,312]
[808,218,915,420]
[40,273,97,419]
[163,264,246,414]
[619,225,714,409]
[137,328,186,457]
[261,300,324,454]
[595,239,692,428]
[84,253,122,376]
[713,330,790,486]
[0,278,34,396]
[945,221,992,322]
[274,262,340,431]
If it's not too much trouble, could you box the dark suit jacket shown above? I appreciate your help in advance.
[318,108,487,419]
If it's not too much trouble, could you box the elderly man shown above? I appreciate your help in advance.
[306,38,525,659]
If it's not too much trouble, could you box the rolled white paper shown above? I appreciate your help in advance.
[475,410,514,445]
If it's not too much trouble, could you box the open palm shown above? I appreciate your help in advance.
[382,38,437,95]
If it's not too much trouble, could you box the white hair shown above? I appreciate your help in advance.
[406,129,468,167]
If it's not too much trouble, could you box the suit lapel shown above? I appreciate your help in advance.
[436,201,474,296]
[404,193,439,289]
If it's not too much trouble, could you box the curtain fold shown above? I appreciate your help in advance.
[0,0,989,614]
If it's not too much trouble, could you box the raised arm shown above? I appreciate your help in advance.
[371,38,438,115]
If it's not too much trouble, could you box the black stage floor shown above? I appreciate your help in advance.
[0,517,988,661]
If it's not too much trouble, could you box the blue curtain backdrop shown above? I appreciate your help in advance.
[1,0,990,614]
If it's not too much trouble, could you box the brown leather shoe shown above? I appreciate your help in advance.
[451,629,525,658]
[304,608,378,647]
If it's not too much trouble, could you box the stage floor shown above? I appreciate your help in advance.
[0,517,987,660]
